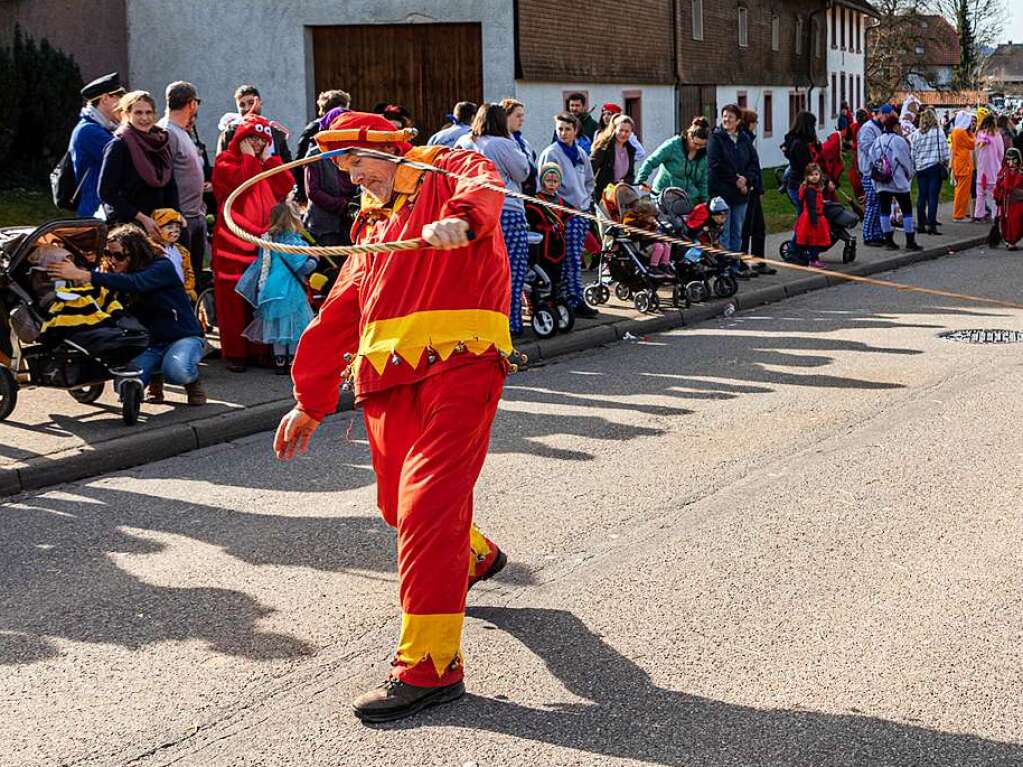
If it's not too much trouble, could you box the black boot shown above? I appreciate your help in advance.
[352,676,465,723]
[904,231,923,252]
[883,231,898,251]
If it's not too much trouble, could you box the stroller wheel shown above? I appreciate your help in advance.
[843,240,857,264]
[614,283,632,302]
[531,305,558,339]
[120,380,143,426]
[0,366,18,421]
[583,284,604,307]
[633,290,656,313]
[69,383,105,405]
[555,301,575,332]
[195,287,217,332]
[685,281,708,304]
[671,285,690,309]
[713,274,739,298]
[598,284,611,304]
[779,240,793,259]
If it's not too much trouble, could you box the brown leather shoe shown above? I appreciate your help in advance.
[184,379,207,406]
[352,676,464,723]
[145,375,165,404]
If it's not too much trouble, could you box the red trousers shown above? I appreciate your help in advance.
[362,357,505,686]
[213,260,268,364]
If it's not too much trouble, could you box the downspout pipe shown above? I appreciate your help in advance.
[806,1,829,109]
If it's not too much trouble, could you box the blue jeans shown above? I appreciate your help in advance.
[133,336,205,386]
[721,200,748,253]
[916,164,943,229]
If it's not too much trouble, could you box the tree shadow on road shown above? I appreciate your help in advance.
[397,606,1022,766]
[0,485,391,666]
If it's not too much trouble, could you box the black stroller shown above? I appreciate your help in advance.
[779,200,858,264]
[0,219,148,424]
[585,184,683,313]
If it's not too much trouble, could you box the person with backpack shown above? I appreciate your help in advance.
[869,113,921,252]
[857,104,889,246]
[65,73,124,217]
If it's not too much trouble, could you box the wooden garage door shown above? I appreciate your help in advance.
[312,23,483,144]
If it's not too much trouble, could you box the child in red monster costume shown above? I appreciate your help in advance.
[794,163,831,267]
[212,114,294,371]
[994,148,1023,251]
[273,112,512,724]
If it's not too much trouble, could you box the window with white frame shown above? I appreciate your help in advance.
[692,0,704,40]
[771,15,780,51]
[738,6,749,48]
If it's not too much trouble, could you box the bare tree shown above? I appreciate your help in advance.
[927,0,1008,87]
[866,0,933,102]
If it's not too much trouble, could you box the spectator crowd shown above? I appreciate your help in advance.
[55,71,1023,413]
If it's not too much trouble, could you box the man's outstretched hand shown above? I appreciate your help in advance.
[422,217,470,249]
[274,408,321,460]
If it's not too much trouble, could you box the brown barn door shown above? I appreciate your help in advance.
[312,23,483,144]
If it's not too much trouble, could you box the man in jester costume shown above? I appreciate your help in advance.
[273,111,512,722]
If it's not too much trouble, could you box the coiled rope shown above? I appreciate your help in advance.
[222,147,1023,311]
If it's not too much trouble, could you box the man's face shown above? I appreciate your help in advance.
[237,93,262,116]
[97,91,123,121]
[555,120,577,144]
[186,96,200,126]
[336,150,399,201]
[567,99,585,115]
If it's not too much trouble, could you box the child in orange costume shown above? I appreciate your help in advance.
[950,111,976,221]
[274,112,511,723]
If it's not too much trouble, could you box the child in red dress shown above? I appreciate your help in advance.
[794,163,831,267]
[994,148,1023,251]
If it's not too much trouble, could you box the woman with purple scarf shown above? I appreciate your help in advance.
[303,106,358,247]
[98,91,179,241]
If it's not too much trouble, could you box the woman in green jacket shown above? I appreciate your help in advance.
[636,123,709,202]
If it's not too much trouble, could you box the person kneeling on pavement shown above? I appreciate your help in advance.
[48,224,208,406]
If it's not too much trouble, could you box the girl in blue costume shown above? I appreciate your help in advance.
[236,202,318,373]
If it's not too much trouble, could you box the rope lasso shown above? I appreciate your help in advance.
[221,147,1023,312]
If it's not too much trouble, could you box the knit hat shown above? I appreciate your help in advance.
[709,196,730,214]
[539,161,563,185]
[228,114,275,152]
[315,110,416,155]
[153,208,185,228]
[601,103,622,115]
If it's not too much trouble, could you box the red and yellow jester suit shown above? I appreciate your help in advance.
[290,112,513,689]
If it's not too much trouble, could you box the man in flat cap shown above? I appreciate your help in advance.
[69,73,125,217]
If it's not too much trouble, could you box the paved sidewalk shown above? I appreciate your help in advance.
[0,204,990,496]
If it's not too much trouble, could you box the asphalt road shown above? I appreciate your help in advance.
[3,244,1022,767]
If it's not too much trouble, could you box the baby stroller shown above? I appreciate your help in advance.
[523,197,575,339]
[780,200,858,264]
[524,232,574,338]
[585,183,682,313]
[670,199,740,303]
[0,219,148,424]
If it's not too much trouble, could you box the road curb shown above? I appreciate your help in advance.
[0,232,991,498]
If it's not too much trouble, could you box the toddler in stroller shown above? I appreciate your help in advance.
[523,166,575,338]
[677,197,740,302]
[585,183,680,313]
[0,220,148,424]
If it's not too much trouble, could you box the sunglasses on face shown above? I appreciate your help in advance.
[104,249,129,262]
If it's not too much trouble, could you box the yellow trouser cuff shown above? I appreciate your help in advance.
[397,612,464,678]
